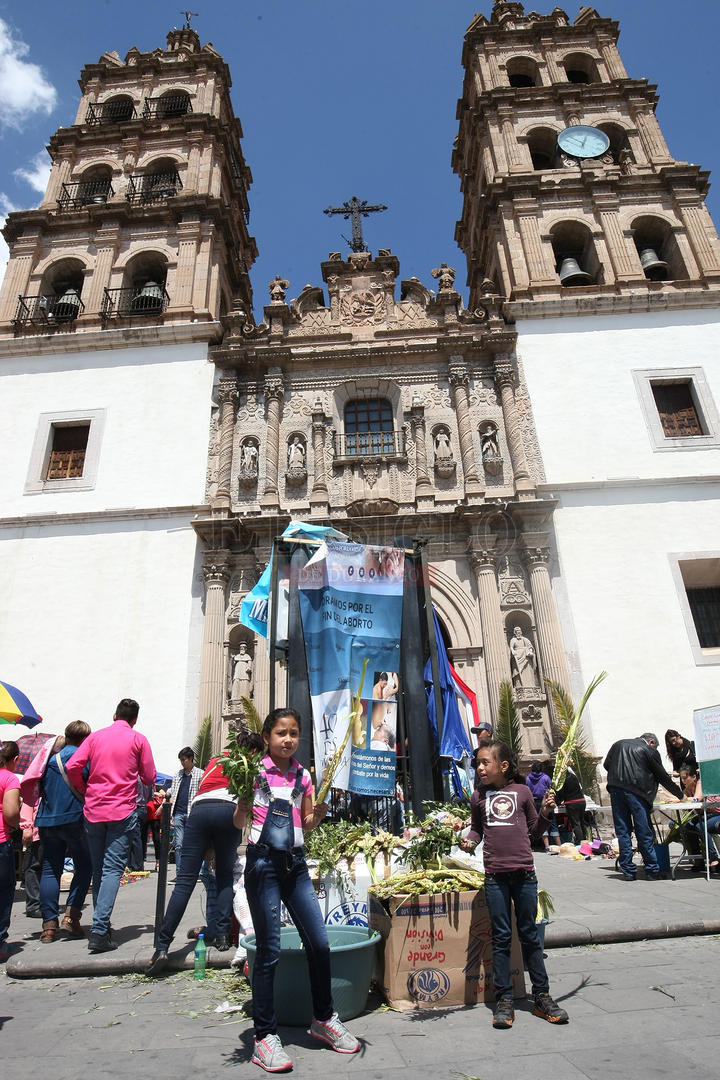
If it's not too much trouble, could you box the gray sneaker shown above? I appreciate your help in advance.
[309,1013,360,1054]
[251,1033,293,1072]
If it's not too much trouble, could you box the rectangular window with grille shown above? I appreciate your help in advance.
[46,423,90,480]
[651,382,703,438]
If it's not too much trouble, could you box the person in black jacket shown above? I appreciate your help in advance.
[603,732,683,880]
[664,730,697,788]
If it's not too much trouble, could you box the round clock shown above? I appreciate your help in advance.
[557,125,610,159]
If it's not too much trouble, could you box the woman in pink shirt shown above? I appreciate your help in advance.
[1,741,22,962]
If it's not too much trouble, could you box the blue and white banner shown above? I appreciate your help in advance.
[299,539,404,796]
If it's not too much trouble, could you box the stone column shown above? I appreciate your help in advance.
[630,102,672,163]
[514,196,556,284]
[173,216,201,312]
[498,106,524,173]
[409,394,433,501]
[521,544,571,693]
[674,199,720,277]
[449,359,484,499]
[84,225,120,315]
[597,33,627,79]
[0,234,40,323]
[493,354,535,495]
[214,377,238,508]
[198,551,231,753]
[309,398,329,513]
[261,369,284,508]
[469,546,512,720]
[593,194,643,280]
[539,39,564,83]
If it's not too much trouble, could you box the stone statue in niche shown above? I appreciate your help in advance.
[230,643,253,702]
[480,421,503,473]
[509,626,538,689]
[431,262,456,292]
[433,428,456,478]
[285,435,307,485]
[238,438,259,487]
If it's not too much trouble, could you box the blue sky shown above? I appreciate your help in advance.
[0,1,718,318]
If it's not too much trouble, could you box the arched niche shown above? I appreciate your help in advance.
[631,214,688,282]
[506,56,539,87]
[526,126,560,171]
[550,220,601,287]
[561,52,599,84]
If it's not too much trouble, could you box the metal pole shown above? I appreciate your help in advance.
[153,791,172,948]
[268,540,280,714]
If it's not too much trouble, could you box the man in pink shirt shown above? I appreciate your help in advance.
[66,698,155,953]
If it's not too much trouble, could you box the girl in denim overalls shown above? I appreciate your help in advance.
[234,707,360,1073]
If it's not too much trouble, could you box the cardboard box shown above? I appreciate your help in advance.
[368,889,525,1011]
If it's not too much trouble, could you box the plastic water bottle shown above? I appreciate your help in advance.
[194,932,206,980]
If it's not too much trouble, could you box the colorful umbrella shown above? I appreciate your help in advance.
[0,680,43,729]
[14,732,57,774]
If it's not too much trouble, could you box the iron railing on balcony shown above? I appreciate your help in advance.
[85,100,137,125]
[142,95,193,120]
[13,291,85,331]
[57,179,115,211]
[101,284,170,319]
[333,429,406,458]
[126,171,183,204]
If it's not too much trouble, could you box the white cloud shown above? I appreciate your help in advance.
[14,150,50,194]
[0,18,57,129]
[0,192,19,282]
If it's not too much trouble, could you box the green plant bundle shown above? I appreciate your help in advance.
[305,819,401,878]
[368,867,485,899]
[547,672,607,794]
[217,731,263,802]
[238,695,263,735]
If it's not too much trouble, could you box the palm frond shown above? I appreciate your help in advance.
[239,695,263,735]
[494,680,522,756]
[546,672,607,792]
[193,715,213,769]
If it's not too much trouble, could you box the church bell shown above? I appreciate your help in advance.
[639,247,670,281]
[558,257,593,287]
[52,287,82,322]
[131,280,164,312]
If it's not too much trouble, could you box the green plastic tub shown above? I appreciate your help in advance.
[240,925,380,1026]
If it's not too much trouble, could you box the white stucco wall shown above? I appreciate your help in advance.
[518,308,720,763]
[0,341,214,517]
[518,309,720,484]
[0,517,205,773]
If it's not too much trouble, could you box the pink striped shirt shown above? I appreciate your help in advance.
[65,719,156,823]
[248,754,312,848]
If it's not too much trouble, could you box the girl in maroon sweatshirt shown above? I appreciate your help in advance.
[464,740,569,1029]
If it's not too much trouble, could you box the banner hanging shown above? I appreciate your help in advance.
[299,539,404,797]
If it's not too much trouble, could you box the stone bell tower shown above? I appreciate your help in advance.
[0,22,256,332]
[453,1,720,312]
[0,24,257,770]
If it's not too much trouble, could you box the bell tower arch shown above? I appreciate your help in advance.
[453,1,720,312]
[0,24,257,335]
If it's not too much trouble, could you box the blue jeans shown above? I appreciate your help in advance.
[484,870,548,1000]
[608,786,658,877]
[172,812,188,872]
[0,841,16,946]
[158,801,239,950]
[84,812,137,936]
[38,822,92,921]
[128,807,148,871]
[245,844,333,1039]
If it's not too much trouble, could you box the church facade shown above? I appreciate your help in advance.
[2,4,719,770]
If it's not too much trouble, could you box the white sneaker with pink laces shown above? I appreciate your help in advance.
[309,1013,360,1053]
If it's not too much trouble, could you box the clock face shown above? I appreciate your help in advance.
[557,125,610,159]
